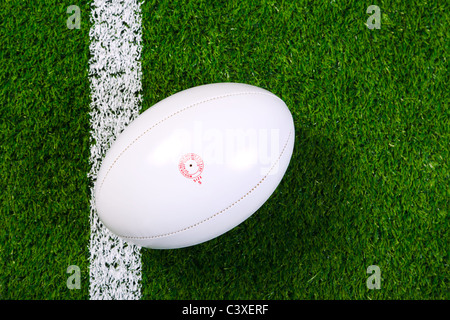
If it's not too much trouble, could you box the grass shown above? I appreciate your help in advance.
[0,0,92,299]
[0,0,448,299]
[139,0,448,299]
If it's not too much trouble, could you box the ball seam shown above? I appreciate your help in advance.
[118,129,293,240]
[97,91,280,194]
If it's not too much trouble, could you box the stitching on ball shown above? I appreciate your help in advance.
[119,129,293,240]
[97,91,278,193]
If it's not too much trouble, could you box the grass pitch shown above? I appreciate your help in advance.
[0,0,448,299]
[1,1,92,298]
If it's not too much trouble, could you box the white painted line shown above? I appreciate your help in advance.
[88,0,143,300]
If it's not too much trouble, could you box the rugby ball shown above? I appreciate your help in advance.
[95,83,295,249]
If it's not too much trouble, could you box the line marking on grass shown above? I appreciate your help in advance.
[88,0,143,300]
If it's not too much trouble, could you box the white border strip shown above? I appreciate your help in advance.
[88,0,143,300]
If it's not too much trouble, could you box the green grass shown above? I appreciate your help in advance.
[139,0,449,299]
[0,0,448,299]
[0,1,92,299]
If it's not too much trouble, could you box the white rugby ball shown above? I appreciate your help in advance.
[95,83,295,249]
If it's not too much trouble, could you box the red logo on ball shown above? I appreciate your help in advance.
[178,153,204,184]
